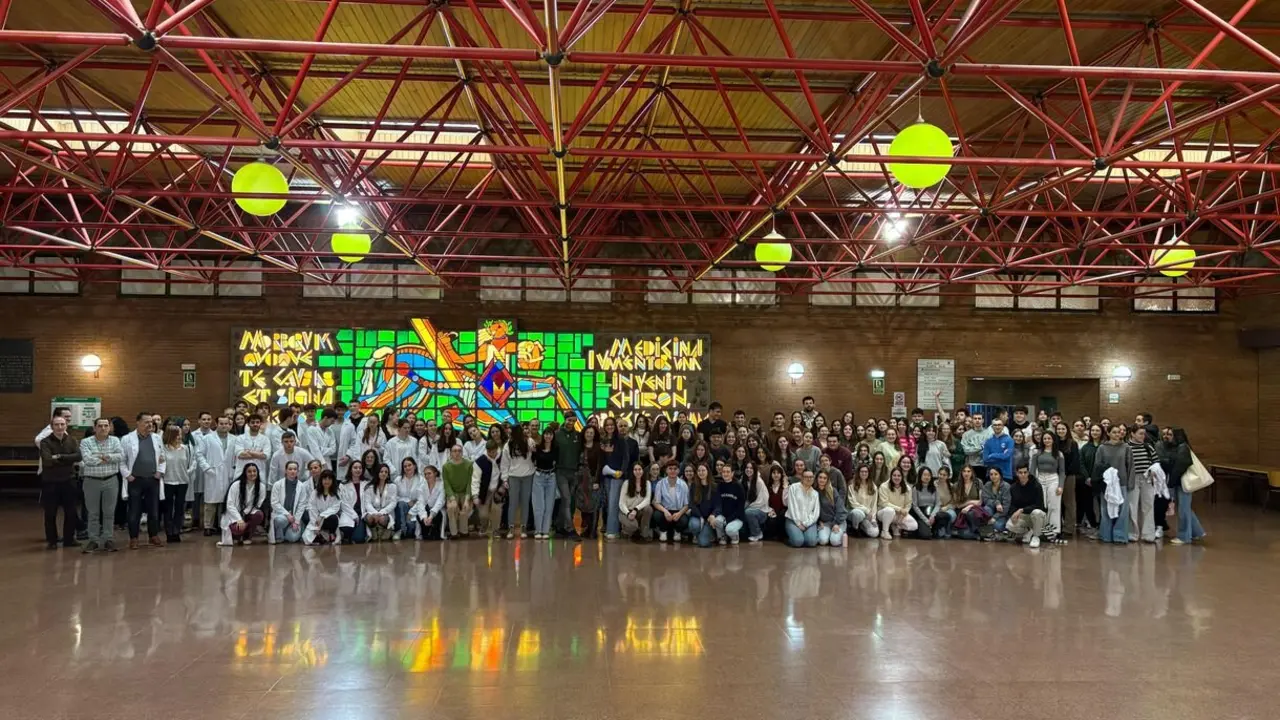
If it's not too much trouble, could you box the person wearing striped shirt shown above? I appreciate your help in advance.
[1127,426,1160,543]
[79,417,124,552]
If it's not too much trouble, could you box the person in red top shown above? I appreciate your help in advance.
[822,433,854,480]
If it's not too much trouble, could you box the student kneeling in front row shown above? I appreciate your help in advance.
[1007,466,1048,548]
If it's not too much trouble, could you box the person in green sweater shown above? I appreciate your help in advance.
[441,444,475,538]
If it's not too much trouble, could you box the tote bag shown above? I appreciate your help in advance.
[1181,450,1215,493]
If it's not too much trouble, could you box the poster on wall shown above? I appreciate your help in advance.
[52,396,100,430]
[231,320,711,429]
[0,339,33,393]
[917,358,956,410]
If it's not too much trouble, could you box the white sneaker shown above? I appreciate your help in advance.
[605,533,617,540]
[1029,536,1041,549]
[1155,527,1164,538]
[748,535,762,543]
[658,531,668,542]
[730,538,739,545]
[718,537,727,546]
[392,531,402,541]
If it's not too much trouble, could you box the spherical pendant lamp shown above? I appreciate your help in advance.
[1152,240,1196,278]
[331,232,372,263]
[231,162,289,216]
[755,230,792,272]
[887,122,954,189]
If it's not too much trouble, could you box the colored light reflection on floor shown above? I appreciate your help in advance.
[608,616,704,657]
[232,623,329,667]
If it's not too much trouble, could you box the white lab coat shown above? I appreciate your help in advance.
[268,447,314,484]
[383,436,418,481]
[398,473,427,522]
[417,479,445,524]
[338,481,361,529]
[462,439,486,462]
[232,431,271,480]
[303,492,342,545]
[197,431,236,505]
[219,479,266,544]
[299,421,335,465]
[269,477,311,544]
[119,430,167,501]
[360,481,399,529]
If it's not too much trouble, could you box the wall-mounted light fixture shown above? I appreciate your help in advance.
[81,353,102,378]
[1112,365,1133,381]
[869,369,886,379]
[787,362,805,381]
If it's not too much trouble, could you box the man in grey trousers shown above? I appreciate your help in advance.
[553,410,583,539]
[78,418,123,552]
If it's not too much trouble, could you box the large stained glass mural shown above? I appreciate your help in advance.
[232,319,710,428]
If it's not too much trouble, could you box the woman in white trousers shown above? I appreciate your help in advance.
[1029,431,1065,538]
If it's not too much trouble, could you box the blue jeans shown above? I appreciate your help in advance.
[932,509,957,538]
[272,515,302,543]
[394,500,411,536]
[1099,497,1129,543]
[605,476,624,535]
[711,516,743,542]
[785,519,818,547]
[744,507,767,539]
[1176,486,1204,542]
[532,471,556,534]
[688,516,714,547]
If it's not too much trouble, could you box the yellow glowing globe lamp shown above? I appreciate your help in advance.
[231,162,289,216]
[887,122,954,189]
[332,232,372,263]
[1153,240,1196,277]
[755,230,792,272]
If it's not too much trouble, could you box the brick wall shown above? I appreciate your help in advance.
[0,282,1259,463]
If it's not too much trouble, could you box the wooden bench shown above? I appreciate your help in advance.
[1206,462,1280,510]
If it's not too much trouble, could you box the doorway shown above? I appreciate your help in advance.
[964,378,1101,422]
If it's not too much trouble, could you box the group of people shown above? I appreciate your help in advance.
[35,394,1208,553]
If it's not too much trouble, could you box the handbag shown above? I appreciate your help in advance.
[1181,450,1215,493]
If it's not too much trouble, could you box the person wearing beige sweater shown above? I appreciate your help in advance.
[876,468,917,540]
[845,464,880,538]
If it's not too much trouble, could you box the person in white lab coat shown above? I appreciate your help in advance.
[346,412,384,466]
[119,412,167,550]
[232,415,271,483]
[337,459,368,544]
[383,419,418,482]
[414,464,446,540]
[299,406,337,470]
[196,415,236,536]
[269,460,310,544]
[219,463,266,547]
[304,469,342,545]
[362,464,399,541]
[268,431,314,484]
[394,457,426,540]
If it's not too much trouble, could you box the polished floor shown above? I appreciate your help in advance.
[2,504,1278,720]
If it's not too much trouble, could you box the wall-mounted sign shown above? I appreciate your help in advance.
[232,320,711,429]
[52,396,100,429]
[871,377,885,395]
[1108,392,1120,404]
[916,358,955,410]
[891,391,907,418]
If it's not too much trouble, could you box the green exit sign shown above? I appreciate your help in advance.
[182,370,197,389]
[871,377,885,395]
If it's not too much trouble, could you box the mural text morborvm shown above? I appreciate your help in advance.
[231,319,710,428]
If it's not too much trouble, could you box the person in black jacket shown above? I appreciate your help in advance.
[1054,422,1082,535]
[1159,427,1205,544]
[709,464,746,545]
[1007,466,1047,548]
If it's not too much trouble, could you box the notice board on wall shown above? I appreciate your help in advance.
[231,319,711,429]
[0,339,34,393]
[917,358,956,410]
